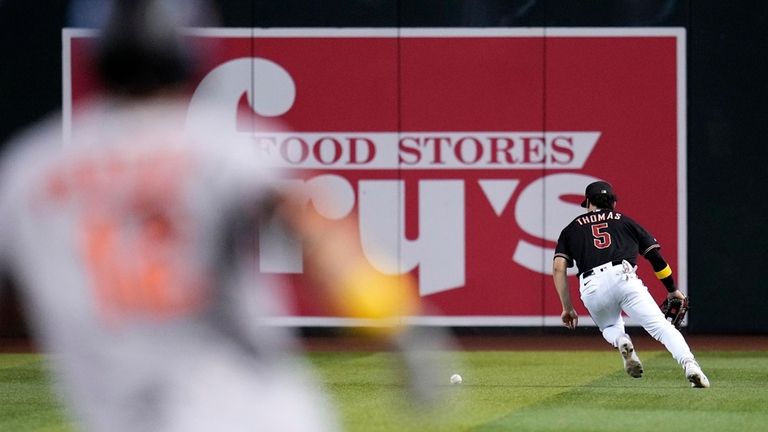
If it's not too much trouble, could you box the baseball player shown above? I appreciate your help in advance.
[0,1,429,431]
[552,180,709,388]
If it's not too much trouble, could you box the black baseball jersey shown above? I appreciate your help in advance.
[554,209,660,275]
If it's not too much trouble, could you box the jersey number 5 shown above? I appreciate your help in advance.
[591,223,612,249]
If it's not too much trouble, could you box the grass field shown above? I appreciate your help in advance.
[2,349,767,431]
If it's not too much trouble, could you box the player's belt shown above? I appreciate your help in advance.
[580,260,625,279]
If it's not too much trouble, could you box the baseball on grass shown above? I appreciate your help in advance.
[450,373,463,384]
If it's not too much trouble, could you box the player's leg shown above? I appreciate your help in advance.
[619,278,710,387]
[619,278,693,362]
[579,276,624,346]
[615,333,643,378]
[581,272,643,378]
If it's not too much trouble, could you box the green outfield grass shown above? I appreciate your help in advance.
[0,354,72,432]
[2,350,767,431]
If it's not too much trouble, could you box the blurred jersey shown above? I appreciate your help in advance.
[0,97,338,432]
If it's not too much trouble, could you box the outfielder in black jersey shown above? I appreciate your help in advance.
[555,209,655,277]
[552,181,710,388]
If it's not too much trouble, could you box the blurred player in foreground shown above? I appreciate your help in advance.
[552,181,709,388]
[0,1,447,430]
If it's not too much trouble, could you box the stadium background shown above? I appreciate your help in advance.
[1,0,766,335]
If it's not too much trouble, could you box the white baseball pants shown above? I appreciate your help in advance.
[578,260,695,365]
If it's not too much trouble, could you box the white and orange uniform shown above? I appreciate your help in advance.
[0,98,338,432]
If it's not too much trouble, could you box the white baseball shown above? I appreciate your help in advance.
[450,373,463,384]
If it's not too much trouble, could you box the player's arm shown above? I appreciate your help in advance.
[553,256,578,329]
[275,190,419,333]
[631,218,685,301]
[642,247,685,301]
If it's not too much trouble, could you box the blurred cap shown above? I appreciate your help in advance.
[93,0,216,97]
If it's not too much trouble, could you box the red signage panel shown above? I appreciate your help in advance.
[65,28,686,326]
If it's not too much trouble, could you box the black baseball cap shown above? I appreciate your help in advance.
[580,181,614,208]
[95,0,209,97]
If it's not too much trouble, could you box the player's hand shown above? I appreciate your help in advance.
[561,308,578,330]
[667,290,686,301]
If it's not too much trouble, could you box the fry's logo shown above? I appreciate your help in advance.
[188,57,602,295]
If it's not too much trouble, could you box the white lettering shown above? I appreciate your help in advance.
[259,175,355,273]
[513,173,602,275]
[357,180,465,295]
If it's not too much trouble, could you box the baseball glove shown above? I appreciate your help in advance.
[660,297,689,329]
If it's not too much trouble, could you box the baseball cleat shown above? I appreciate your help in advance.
[684,360,710,388]
[617,334,643,378]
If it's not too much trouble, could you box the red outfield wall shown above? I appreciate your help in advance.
[64,28,686,327]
